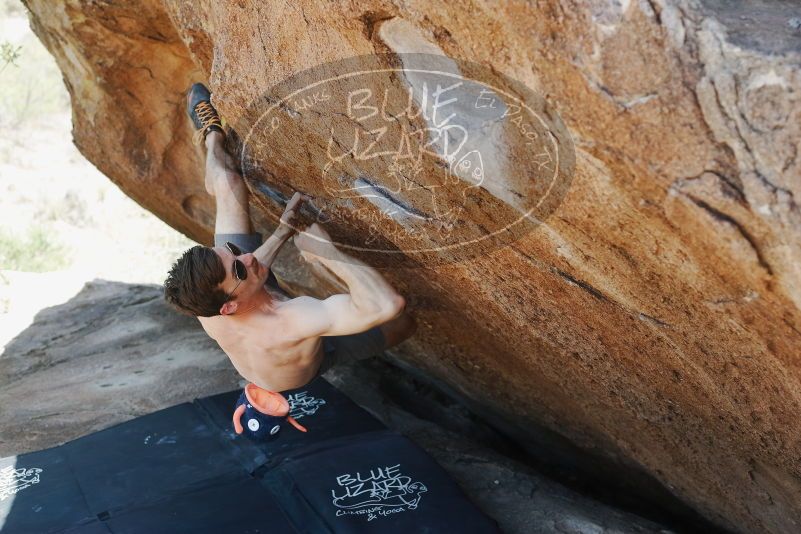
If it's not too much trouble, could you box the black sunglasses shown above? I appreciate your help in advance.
[224,241,248,300]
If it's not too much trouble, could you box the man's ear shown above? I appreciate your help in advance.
[220,300,237,315]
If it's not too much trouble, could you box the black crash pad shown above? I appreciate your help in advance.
[0,448,96,533]
[0,376,500,533]
[262,431,501,533]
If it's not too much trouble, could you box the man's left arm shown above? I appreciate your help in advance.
[252,192,307,270]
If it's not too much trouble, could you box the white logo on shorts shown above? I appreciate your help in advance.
[287,391,326,419]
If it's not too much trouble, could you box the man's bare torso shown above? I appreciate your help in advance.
[198,284,325,391]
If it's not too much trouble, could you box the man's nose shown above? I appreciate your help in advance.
[242,253,257,267]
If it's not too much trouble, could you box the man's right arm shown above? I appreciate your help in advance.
[278,224,405,339]
[276,293,403,340]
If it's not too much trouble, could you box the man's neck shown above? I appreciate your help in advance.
[231,286,274,317]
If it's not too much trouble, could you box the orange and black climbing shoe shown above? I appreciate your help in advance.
[186,82,224,145]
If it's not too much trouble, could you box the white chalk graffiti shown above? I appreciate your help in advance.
[239,53,575,263]
[286,391,326,420]
[0,466,42,501]
[321,81,492,241]
[331,463,428,522]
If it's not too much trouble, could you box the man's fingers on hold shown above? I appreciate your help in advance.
[284,192,300,211]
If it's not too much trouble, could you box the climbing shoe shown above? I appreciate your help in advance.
[186,82,224,145]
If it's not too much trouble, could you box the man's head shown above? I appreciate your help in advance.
[163,243,269,317]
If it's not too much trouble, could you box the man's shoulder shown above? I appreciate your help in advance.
[196,314,216,330]
[197,314,227,342]
[277,293,330,313]
[197,297,319,344]
[197,309,267,329]
[199,307,293,342]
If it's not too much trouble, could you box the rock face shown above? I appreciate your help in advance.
[23,1,801,532]
[0,281,675,534]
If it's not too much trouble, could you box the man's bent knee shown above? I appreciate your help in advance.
[380,311,417,350]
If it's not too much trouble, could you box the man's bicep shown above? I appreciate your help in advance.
[321,294,397,336]
[276,296,333,340]
[280,294,387,339]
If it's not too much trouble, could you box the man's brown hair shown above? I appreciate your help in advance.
[163,245,228,317]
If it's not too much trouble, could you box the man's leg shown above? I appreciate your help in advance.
[204,129,284,288]
[316,310,417,377]
[378,309,417,350]
[204,130,252,236]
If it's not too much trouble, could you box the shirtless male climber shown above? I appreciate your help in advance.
[163,83,416,392]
